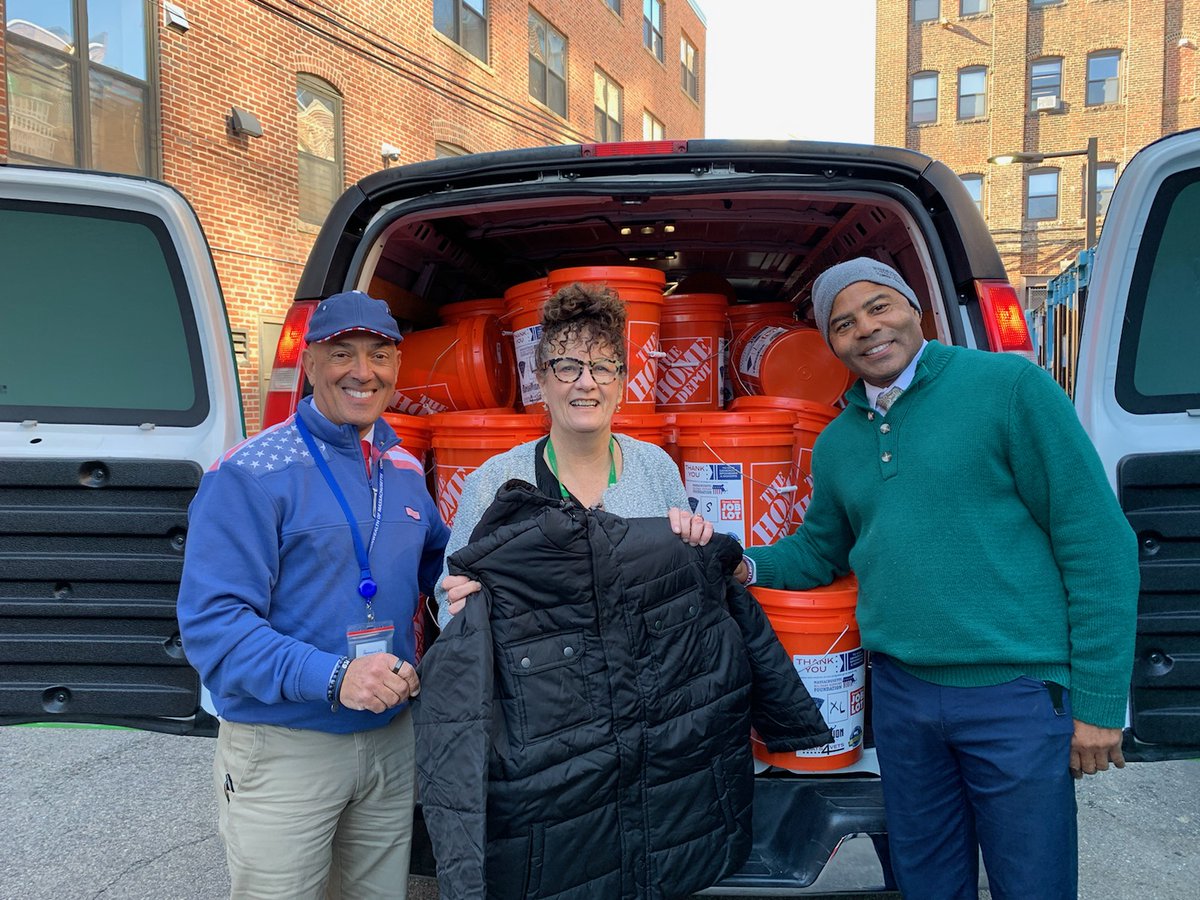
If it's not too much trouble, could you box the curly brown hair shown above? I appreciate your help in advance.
[535,282,627,367]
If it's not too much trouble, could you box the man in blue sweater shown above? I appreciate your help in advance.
[734,258,1139,900]
[178,291,449,899]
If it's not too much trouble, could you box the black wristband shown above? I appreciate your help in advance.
[327,656,351,710]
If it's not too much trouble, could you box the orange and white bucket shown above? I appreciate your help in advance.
[673,411,796,547]
[612,412,672,449]
[382,412,433,469]
[547,266,666,414]
[427,411,548,526]
[390,315,516,416]
[502,277,553,412]
[730,318,853,406]
[655,292,728,411]
[750,577,865,771]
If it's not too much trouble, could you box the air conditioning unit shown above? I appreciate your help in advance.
[1035,94,1061,112]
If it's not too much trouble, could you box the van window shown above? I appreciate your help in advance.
[0,199,209,426]
[1115,170,1200,414]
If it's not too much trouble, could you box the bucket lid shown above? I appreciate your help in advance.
[735,323,853,405]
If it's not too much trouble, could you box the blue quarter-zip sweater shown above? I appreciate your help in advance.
[178,398,449,733]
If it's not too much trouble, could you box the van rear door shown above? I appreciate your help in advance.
[1075,128,1200,760]
[0,166,242,736]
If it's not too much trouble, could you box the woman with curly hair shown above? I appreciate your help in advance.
[435,281,710,621]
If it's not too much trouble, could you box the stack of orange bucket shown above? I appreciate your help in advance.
[672,410,796,547]
[655,292,728,412]
[503,278,553,412]
[750,577,865,771]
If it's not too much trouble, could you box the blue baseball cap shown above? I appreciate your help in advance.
[304,290,403,344]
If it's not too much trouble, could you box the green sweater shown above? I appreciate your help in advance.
[745,341,1139,728]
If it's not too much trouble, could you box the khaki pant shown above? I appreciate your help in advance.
[214,710,414,900]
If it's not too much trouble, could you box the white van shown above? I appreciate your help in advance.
[0,164,242,737]
[1072,127,1200,762]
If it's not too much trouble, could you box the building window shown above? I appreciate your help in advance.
[604,0,621,13]
[434,0,488,62]
[913,0,939,22]
[1027,168,1060,220]
[957,67,987,119]
[960,0,988,14]
[1030,57,1062,111]
[681,35,700,101]
[594,69,622,141]
[435,142,469,158]
[644,110,665,140]
[1087,51,1121,106]
[296,75,343,226]
[911,72,938,124]
[529,10,568,117]
[4,0,155,175]
[1030,0,1062,6]
[644,0,664,62]
[1094,163,1117,217]
[961,174,984,214]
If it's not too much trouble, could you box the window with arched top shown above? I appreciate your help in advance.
[296,74,343,225]
[958,66,987,119]
[1030,57,1063,112]
[961,173,985,215]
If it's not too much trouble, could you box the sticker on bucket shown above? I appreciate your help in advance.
[655,334,722,408]
[684,461,745,543]
[391,383,452,417]
[790,445,815,527]
[513,324,543,406]
[737,325,790,379]
[792,647,866,758]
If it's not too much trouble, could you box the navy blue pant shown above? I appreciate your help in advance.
[871,654,1078,900]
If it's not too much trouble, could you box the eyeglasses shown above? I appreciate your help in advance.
[542,357,625,385]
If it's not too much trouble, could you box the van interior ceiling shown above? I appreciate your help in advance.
[361,190,936,336]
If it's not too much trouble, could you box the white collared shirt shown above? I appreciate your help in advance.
[863,340,928,414]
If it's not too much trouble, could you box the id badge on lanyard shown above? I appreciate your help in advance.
[294,416,392,658]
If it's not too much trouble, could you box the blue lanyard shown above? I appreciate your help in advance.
[295,415,384,616]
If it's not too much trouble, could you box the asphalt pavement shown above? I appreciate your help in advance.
[1,725,1196,899]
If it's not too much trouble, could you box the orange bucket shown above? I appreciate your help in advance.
[730,318,853,405]
[726,302,795,400]
[547,266,666,414]
[673,411,796,547]
[440,297,506,325]
[382,412,433,468]
[427,411,548,525]
[655,293,728,411]
[390,315,516,416]
[612,412,671,448]
[789,402,839,528]
[750,578,864,771]
[503,277,553,412]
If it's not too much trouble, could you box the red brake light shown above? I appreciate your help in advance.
[581,140,688,157]
[261,301,317,429]
[975,280,1034,355]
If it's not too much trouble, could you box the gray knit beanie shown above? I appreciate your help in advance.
[811,257,921,342]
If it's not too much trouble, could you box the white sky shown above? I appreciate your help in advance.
[699,0,877,143]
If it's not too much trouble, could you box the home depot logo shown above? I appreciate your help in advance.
[624,324,660,403]
[392,386,450,417]
[655,336,716,406]
[435,465,472,526]
[749,467,794,546]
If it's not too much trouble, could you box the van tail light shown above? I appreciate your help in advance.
[261,300,317,429]
[975,280,1034,358]
[581,140,688,157]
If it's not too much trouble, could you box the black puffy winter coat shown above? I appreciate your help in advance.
[413,481,831,900]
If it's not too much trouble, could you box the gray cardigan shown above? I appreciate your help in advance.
[434,434,689,628]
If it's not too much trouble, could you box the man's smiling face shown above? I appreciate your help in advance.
[302,332,400,436]
[827,281,924,387]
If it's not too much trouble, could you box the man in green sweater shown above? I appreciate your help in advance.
[735,257,1139,899]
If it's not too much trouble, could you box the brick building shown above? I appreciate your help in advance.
[1,0,706,429]
[875,0,1200,305]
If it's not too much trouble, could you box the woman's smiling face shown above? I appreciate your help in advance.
[536,335,625,437]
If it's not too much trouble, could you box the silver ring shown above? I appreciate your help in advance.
[391,660,403,675]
